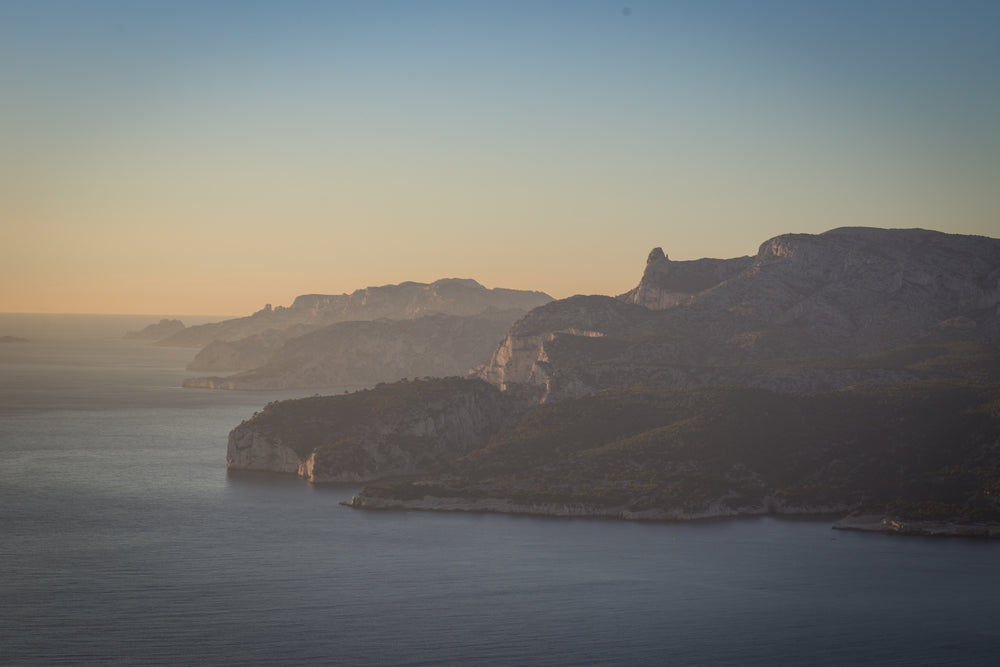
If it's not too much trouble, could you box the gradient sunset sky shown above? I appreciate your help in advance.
[3,0,998,315]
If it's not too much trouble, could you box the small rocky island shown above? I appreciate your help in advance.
[227,227,1000,536]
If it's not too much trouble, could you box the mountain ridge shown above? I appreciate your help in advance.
[477,226,1000,401]
[156,278,552,349]
[225,227,1000,534]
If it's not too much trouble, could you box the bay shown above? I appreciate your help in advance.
[1,315,998,665]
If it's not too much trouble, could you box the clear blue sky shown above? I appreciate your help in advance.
[2,0,998,314]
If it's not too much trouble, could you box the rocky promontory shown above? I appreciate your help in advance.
[340,380,1000,527]
[226,227,1000,534]
[227,377,529,482]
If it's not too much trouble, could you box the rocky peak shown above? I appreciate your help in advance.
[481,226,1000,400]
[622,247,753,310]
[647,247,667,264]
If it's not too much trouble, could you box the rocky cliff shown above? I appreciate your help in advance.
[225,227,1000,533]
[226,377,527,482]
[477,227,1000,400]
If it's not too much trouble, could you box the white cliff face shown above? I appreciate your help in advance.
[476,295,657,394]
[226,427,302,473]
[481,328,604,390]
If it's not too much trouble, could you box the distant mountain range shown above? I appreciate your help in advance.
[126,278,552,390]
[159,278,551,350]
[226,227,1000,536]
[183,309,530,390]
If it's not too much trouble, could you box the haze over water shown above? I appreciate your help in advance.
[2,315,999,665]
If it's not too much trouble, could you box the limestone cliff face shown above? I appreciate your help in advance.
[226,427,302,474]
[476,296,658,390]
[478,227,1000,399]
[225,378,524,482]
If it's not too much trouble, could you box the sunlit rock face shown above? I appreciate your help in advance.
[478,227,1000,399]
[475,295,659,391]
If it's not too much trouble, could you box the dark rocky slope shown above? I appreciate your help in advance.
[227,377,531,482]
[348,375,1000,527]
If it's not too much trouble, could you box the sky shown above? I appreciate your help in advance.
[2,0,999,315]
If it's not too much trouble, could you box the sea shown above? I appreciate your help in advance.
[1,313,998,666]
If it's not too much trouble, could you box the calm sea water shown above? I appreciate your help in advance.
[1,314,998,666]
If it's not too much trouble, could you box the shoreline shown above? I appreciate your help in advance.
[341,492,851,523]
[343,493,1000,538]
[832,514,1000,538]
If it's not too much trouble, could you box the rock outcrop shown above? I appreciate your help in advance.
[226,377,527,482]
[620,247,753,310]
[226,426,303,474]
